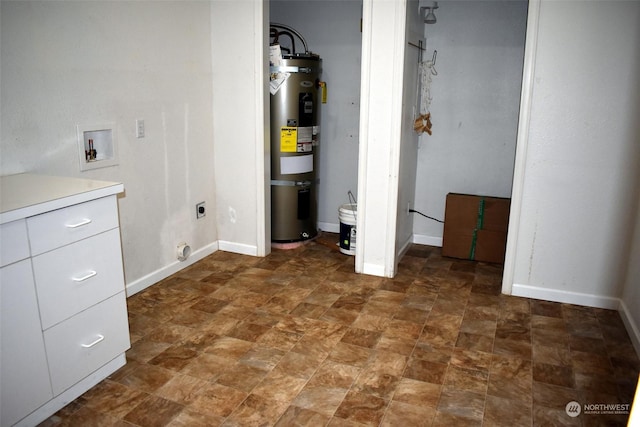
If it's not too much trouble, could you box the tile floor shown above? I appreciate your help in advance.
[40,237,639,426]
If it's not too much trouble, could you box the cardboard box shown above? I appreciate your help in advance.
[441,193,510,264]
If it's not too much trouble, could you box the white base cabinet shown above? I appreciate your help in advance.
[0,174,130,427]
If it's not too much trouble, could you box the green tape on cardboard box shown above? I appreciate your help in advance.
[469,198,485,260]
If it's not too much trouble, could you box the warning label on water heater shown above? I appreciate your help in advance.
[280,127,297,153]
[297,127,313,152]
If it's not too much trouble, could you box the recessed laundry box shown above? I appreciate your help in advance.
[339,203,357,256]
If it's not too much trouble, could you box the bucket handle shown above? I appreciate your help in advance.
[347,190,358,223]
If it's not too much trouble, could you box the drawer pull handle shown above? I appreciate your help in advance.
[72,270,97,282]
[81,334,105,348]
[65,218,92,228]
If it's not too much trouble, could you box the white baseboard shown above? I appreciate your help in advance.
[318,222,340,234]
[412,233,443,247]
[398,234,413,259]
[126,242,218,296]
[511,283,620,310]
[619,299,640,358]
[362,262,387,277]
[218,240,258,256]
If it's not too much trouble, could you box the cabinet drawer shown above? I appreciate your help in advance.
[33,228,125,329]
[27,196,119,256]
[0,219,30,267]
[44,292,130,395]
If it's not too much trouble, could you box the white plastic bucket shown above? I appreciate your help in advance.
[339,203,357,255]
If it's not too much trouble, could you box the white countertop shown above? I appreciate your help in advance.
[0,174,124,224]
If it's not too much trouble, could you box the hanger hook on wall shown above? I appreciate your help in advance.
[422,2,439,24]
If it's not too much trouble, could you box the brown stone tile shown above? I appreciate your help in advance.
[239,345,285,371]
[571,350,614,377]
[392,307,430,324]
[215,362,269,392]
[533,361,575,388]
[495,318,531,341]
[532,344,572,366]
[292,385,349,417]
[412,341,454,364]
[327,342,373,368]
[493,337,532,360]
[531,300,563,318]
[393,377,441,407]
[432,411,482,427]
[204,336,253,360]
[305,360,359,389]
[113,362,174,393]
[569,335,608,356]
[487,355,532,402]
[376,335,417,356]
[252,370,308,403]
[225,393,289,426]
[144,323,196,345]
[275,406,331,427]
[274,351,325,379]
[123,395,184,426]
[180,353,234,381]
[148,345,199,372]
[189,296,229,314]
[450,348,492,373]
[167,407,225,427]
[340,327,382,348]
[455,332,494,353]
[333,390,388,425]
[383,319,423,341]
[419,324,459,349]
[363,350,407,377]
[499,295,530,314]
[188,382,247,418]
[531,327,570,350]
[437,386,485,421]
[256,328,303,352]
[48,405,120,426]
[155,374,211,405]
[444,366,488,394]
[404,358,448,384]
[126,338,172,363]
[320,307,359,326]
[226,321,271,342]
[80,380,149,419]
[351,313,391,333]
[47,243,640,427]
[382,400,436,426]
[290,302,327,319]
[484,395,532,426]
[459,318,497,337]
[532,382,580,410]
[532,405,582,426]
[531,314,566,331]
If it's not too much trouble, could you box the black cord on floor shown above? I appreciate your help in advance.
[409,209,444,223]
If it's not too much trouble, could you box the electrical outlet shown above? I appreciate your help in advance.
[136,119,145,138]
[196,201,206,219]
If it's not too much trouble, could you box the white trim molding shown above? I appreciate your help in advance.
[512,283,620,310]
[619,299,640,357]
[126,242,218,296]
[502,0,542,295]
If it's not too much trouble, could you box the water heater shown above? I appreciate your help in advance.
[270,24,322,243]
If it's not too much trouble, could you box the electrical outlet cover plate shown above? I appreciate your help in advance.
[196,202,206,219]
